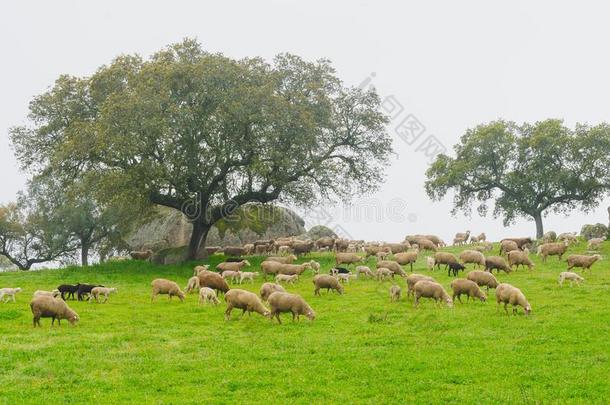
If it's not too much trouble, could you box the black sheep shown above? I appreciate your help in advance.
[76,284,104,301]
[331,267,350,274]
[448,262,465,277]
[57,284,80,300]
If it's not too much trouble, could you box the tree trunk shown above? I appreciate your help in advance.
[533,212,544,239]
[81,242,90,266]
[187,221,211,261]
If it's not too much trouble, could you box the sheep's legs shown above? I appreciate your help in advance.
[225,305,233,320]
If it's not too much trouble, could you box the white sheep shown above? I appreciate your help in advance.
[221,270,242,283]
[185,276,201,293]
[336,273,356,283]
[199,287,220,305]
[238,271,259,284]
[33,289,61,298]
[558,272,585,287]
[426,256,435,271]
[0,287,22,303]
[355,266,375,278]
[88,287,118,303]
[275,274,299,284]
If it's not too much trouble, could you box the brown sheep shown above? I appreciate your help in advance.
[30,295,79,327]
[566,254,601,271]
[459,250,486,268]
[376,260,406,277]
[485,256,512,274]
[185,276,201,293]
[224,289,270,320]
[193,264,210,276]
[276,263,312,276]
[259,282,287,301]
[406,274,435,297]
[433,252,459,270]
[197,272,230,296]
[315,237,335,251]
[267,292,315,324]
[265,255,298,264]
[450,279,487,303]
[501,237,533,249]
[389,285,401,302]
[394,251,418,271]
[364,245,390,258]
[466,270,499,291]
[496,283,531,315]
[313,275,344,296]
[507,250,534,270]
[151,279,186,302]
[130,249,154,260]
[293,241,314,255]
[414,238,437,252]
[413,280,453,308]
[537,241,569,262]
[216,260,251,272]
[385,243,410,254]
[499,240,519,255]
[223,246,246,256]
[335,253,365,266]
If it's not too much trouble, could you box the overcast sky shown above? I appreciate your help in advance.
[1,0,609,243]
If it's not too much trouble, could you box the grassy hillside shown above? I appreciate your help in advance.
[0,241,609,404]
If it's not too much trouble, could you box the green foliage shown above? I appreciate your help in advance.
[580,223,608,240]
[0,241,609,402]
[425,119,610,237]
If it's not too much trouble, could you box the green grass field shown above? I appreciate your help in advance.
[1,241,609,404]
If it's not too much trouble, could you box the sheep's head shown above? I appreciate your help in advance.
[306,309,316,321]
[289,255,297,261]
[445,297,454,308]
[479,291,488,302]
[68,313,80,325]
[15,288,22,293]
[242,260,251,267]
[593,254,602,261]
[524,305,532,315]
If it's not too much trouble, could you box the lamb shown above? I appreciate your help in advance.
[450,279,487,303]
[376,251,391,260]
[453,230,470,246]
[221,270,242,284]
[224,289,270,320]
[537,241,569,262]
[470,232,486,243]
[394,250,418,271]
[447,262,465,277]
[389,285,401,302]
[77,284,104,301]
[566,254,601,271]
[413,280,453,308]
[376,268,393,281]
[199,287,220,305]
[507,250,535,270]
[426,256,435,270]
[406,274,435,297]
[0,287,22,303]
[336,273,356,283]
[88,287,118,303]
[335,252,365,266]
[499,240,519,255]
[30,295,79,327]
[185,276,201,293]
[57,284,79,300]
[313,275,344,296]
[376,260,406,277]
[238,271,259,284]
[197,272,230,296]
[216,260,251,273]
[309,260,321,274]
[267,292,316,324]
[485,256,512,274]
[495,283,531,315]
[466,270,499,291]
[130,249,154,260]
[259,282,287,301]
[265,255,298,264]
[587,237,605,250]
[275,274,299,284]
[355,266,375,278]
[459,250,486,268]
[558,272,585,287]
[151,279,186,302]
[330,267,350,275]
[193,265,210,276]
[433,252,459,270]
[32,289,61,298]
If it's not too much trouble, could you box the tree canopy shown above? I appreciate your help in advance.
[11,39,392,259]
[425,119,610,238]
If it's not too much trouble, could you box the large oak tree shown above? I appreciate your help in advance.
[425,119,610,238]
[11,39,392,260]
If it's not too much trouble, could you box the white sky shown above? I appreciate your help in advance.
[1,0,609,244]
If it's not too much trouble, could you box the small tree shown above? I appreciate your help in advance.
[425,119,610,238]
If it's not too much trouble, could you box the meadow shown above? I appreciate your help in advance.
[0,241,609,404]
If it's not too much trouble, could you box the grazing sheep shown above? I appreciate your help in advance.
[376,251,391,260]
[485,256,512,274]
[193,265,210,276]
[224,289,270,320]
[495,283,531,315]
[355,266,375,278]
[406,274,435,297]
[315,237,335,251]
[414,238,437,252]
[433,252,459,270]
[499,240,519,255]
[223,246,246,256]
[259,282,287,301]
[558,272,585,287]
[57,284,79,300]
[198,287,220,305]
[376,267,393,281]
[459,250,486,268]
[238,271,259,284]
[217,260,251,273]
[364,245,390,258]
[313,275,344,296]
[185,276,201,293]
[88,287,118,303]
[221,270,242,283]
[447,262,465,277]
[267,292,315,324]
[130,249,153,260]
[426,256,435,271]
[205,246,221,255]
[151,279,185,302]
[453,230,470,246]
[330,267,350,275]
[566,254,601,271]
[389,285,401,302]
[293,241,315,255]
[265,255,298,264]
[587,237,605,250]
[501,237,533,249]
[413,280,453,308]
[537,241,569,262]
[309,260,321,274]
[386,243,410,254]
[197,272,230,296]
[376,260,406,277]
[277,263,312,276]
[394,251,418,271]
[275,274,299,284]
[466,270,499,291]
[336,273,356,283]
[507,250,535,270]
[30,295,79,327]
[450,279,487,303]
[335,252,365,266]
[32,289,61,299]
[77,284,104,301]
[0,287,22,303]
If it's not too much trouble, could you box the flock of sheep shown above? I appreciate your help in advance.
[1,230,604,326]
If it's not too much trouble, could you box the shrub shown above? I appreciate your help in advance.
[580,223,608,240]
